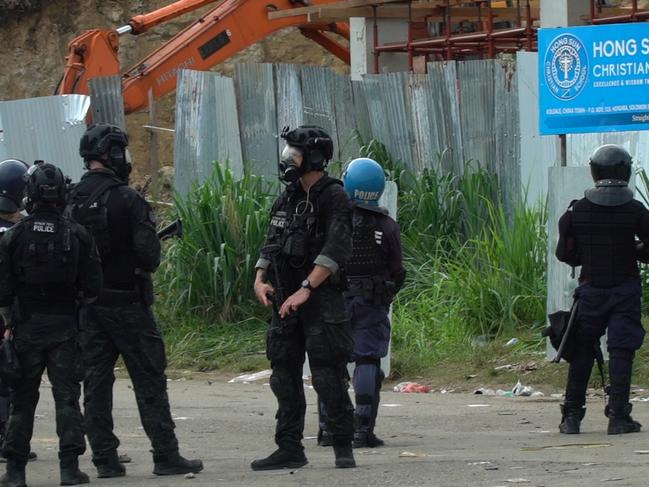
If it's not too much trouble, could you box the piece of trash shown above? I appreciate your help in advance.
[185,473,195,479]
[496,390,514,397]
[551,393,563,398]
[173,416,191,421]
[485,466,499,470]
[471,335,487,348]
[475,388,495,396]
[399,451,420,458]
[582,463,599,466]
[382,404,402,408]
[522,443,611,451]
[498,411,516,416]
[468,461,493,466]
[512,380,536,397]
[631,397,649,402]
[229,370,272,383]
[393,382,431,393]
[634,450,649,454]
[505,338,519,347]
[467,404,490,408]
[304,436,317,440]
[601,478,624,482]
[494,364,513,371]
[118,454,131,463]
[531,391,545,397]
[519,420,532,425]
[466,374,477,379]
[505,479,530,484]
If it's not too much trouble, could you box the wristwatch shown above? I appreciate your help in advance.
[301,279,315,291]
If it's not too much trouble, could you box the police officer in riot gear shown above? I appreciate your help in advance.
[0,159,28,459]
[252,125,356,470]
[0,160,28,232]
[68,124,203,478]
[0,161,102,487]
[319,158,405,448]
[556,144,649,435]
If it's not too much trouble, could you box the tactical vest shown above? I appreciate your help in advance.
[269,177,341,270]
[13,213,80,312]
[571,199,640,287]
[346,210,388,279]
[67,177,127,257]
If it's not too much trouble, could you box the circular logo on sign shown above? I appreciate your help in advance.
[544,33,588,101]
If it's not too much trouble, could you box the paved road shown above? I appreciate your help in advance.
[15,376,649,486]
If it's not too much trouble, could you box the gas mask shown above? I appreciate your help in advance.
[108,145,132,182]
[279,145,305,183]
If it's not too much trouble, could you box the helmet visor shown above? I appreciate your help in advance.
[281,145,303,166]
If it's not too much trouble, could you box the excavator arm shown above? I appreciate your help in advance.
[58,0,350,114]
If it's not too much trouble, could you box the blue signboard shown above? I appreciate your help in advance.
[539,23,649,135]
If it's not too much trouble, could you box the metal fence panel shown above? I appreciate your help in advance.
[300,65,337,149]
[359,76,392,158]
[0,95,90,181]
[234,63,278,181]
[332,72,359,163]
[274,64,304,160]
[88,76,126,130]
[457,60,496,171]
[351,80,372,150]
[516,52,559,206]
[494,58,521,210]
[379,73,414,169]
[174,70,243,196]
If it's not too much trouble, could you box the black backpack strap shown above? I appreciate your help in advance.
[76,178,125,215]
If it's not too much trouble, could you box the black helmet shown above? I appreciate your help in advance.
[589,144,633,183]
[279,125,334,183]
[79,123,131,181]
[24,161,67,209]
[0,159,29,213]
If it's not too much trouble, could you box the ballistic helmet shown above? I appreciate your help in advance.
[589,144,633,184]
[279,125,334,183]
[79,123,131,181]
[0,159,29,213]
[24,161,67,208]
[342,158,385,207]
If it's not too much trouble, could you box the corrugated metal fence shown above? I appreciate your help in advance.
[175,59,522,206]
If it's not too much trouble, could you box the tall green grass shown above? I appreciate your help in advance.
[156,146,548,375]
[156,165,273,323]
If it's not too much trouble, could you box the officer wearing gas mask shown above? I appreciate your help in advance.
[252,126,356,470]
[0,161,102,487]
[556,144,649,435]
[318,158,405,448]
[67,124,203,478]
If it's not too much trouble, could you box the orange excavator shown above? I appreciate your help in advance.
[57,0,352,114]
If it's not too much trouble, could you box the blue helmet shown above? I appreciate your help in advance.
[0,159,29,213]
[342,158,385,207]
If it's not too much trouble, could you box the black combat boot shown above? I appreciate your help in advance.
[60,456,89,486]
[559,403,586,434]
[353,415,384,448]
[250,448,308,471]
[0,459,26,487]
[333,444,356,468]
[606,402,642,435]
[153,451,203,476]
[93,450,125,478]
[318,429,333,447]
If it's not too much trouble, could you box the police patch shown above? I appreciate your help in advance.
[32,221,56,233]
[270,211,288,229]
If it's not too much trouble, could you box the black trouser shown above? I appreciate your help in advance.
[266,286,354,452]
[4,318,85,465]
[80,303,178,461]
[565,279,644,409]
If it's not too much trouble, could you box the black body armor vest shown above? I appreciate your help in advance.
[571,199,641,287]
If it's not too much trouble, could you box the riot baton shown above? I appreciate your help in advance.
[552,298,579,364]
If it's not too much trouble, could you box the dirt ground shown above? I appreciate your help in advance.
[12,376,649,486]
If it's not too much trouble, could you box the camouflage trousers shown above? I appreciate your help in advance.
[80,303,178,462]
[4,320,85,465]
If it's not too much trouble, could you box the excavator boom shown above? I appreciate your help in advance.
[58,0,350,114]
